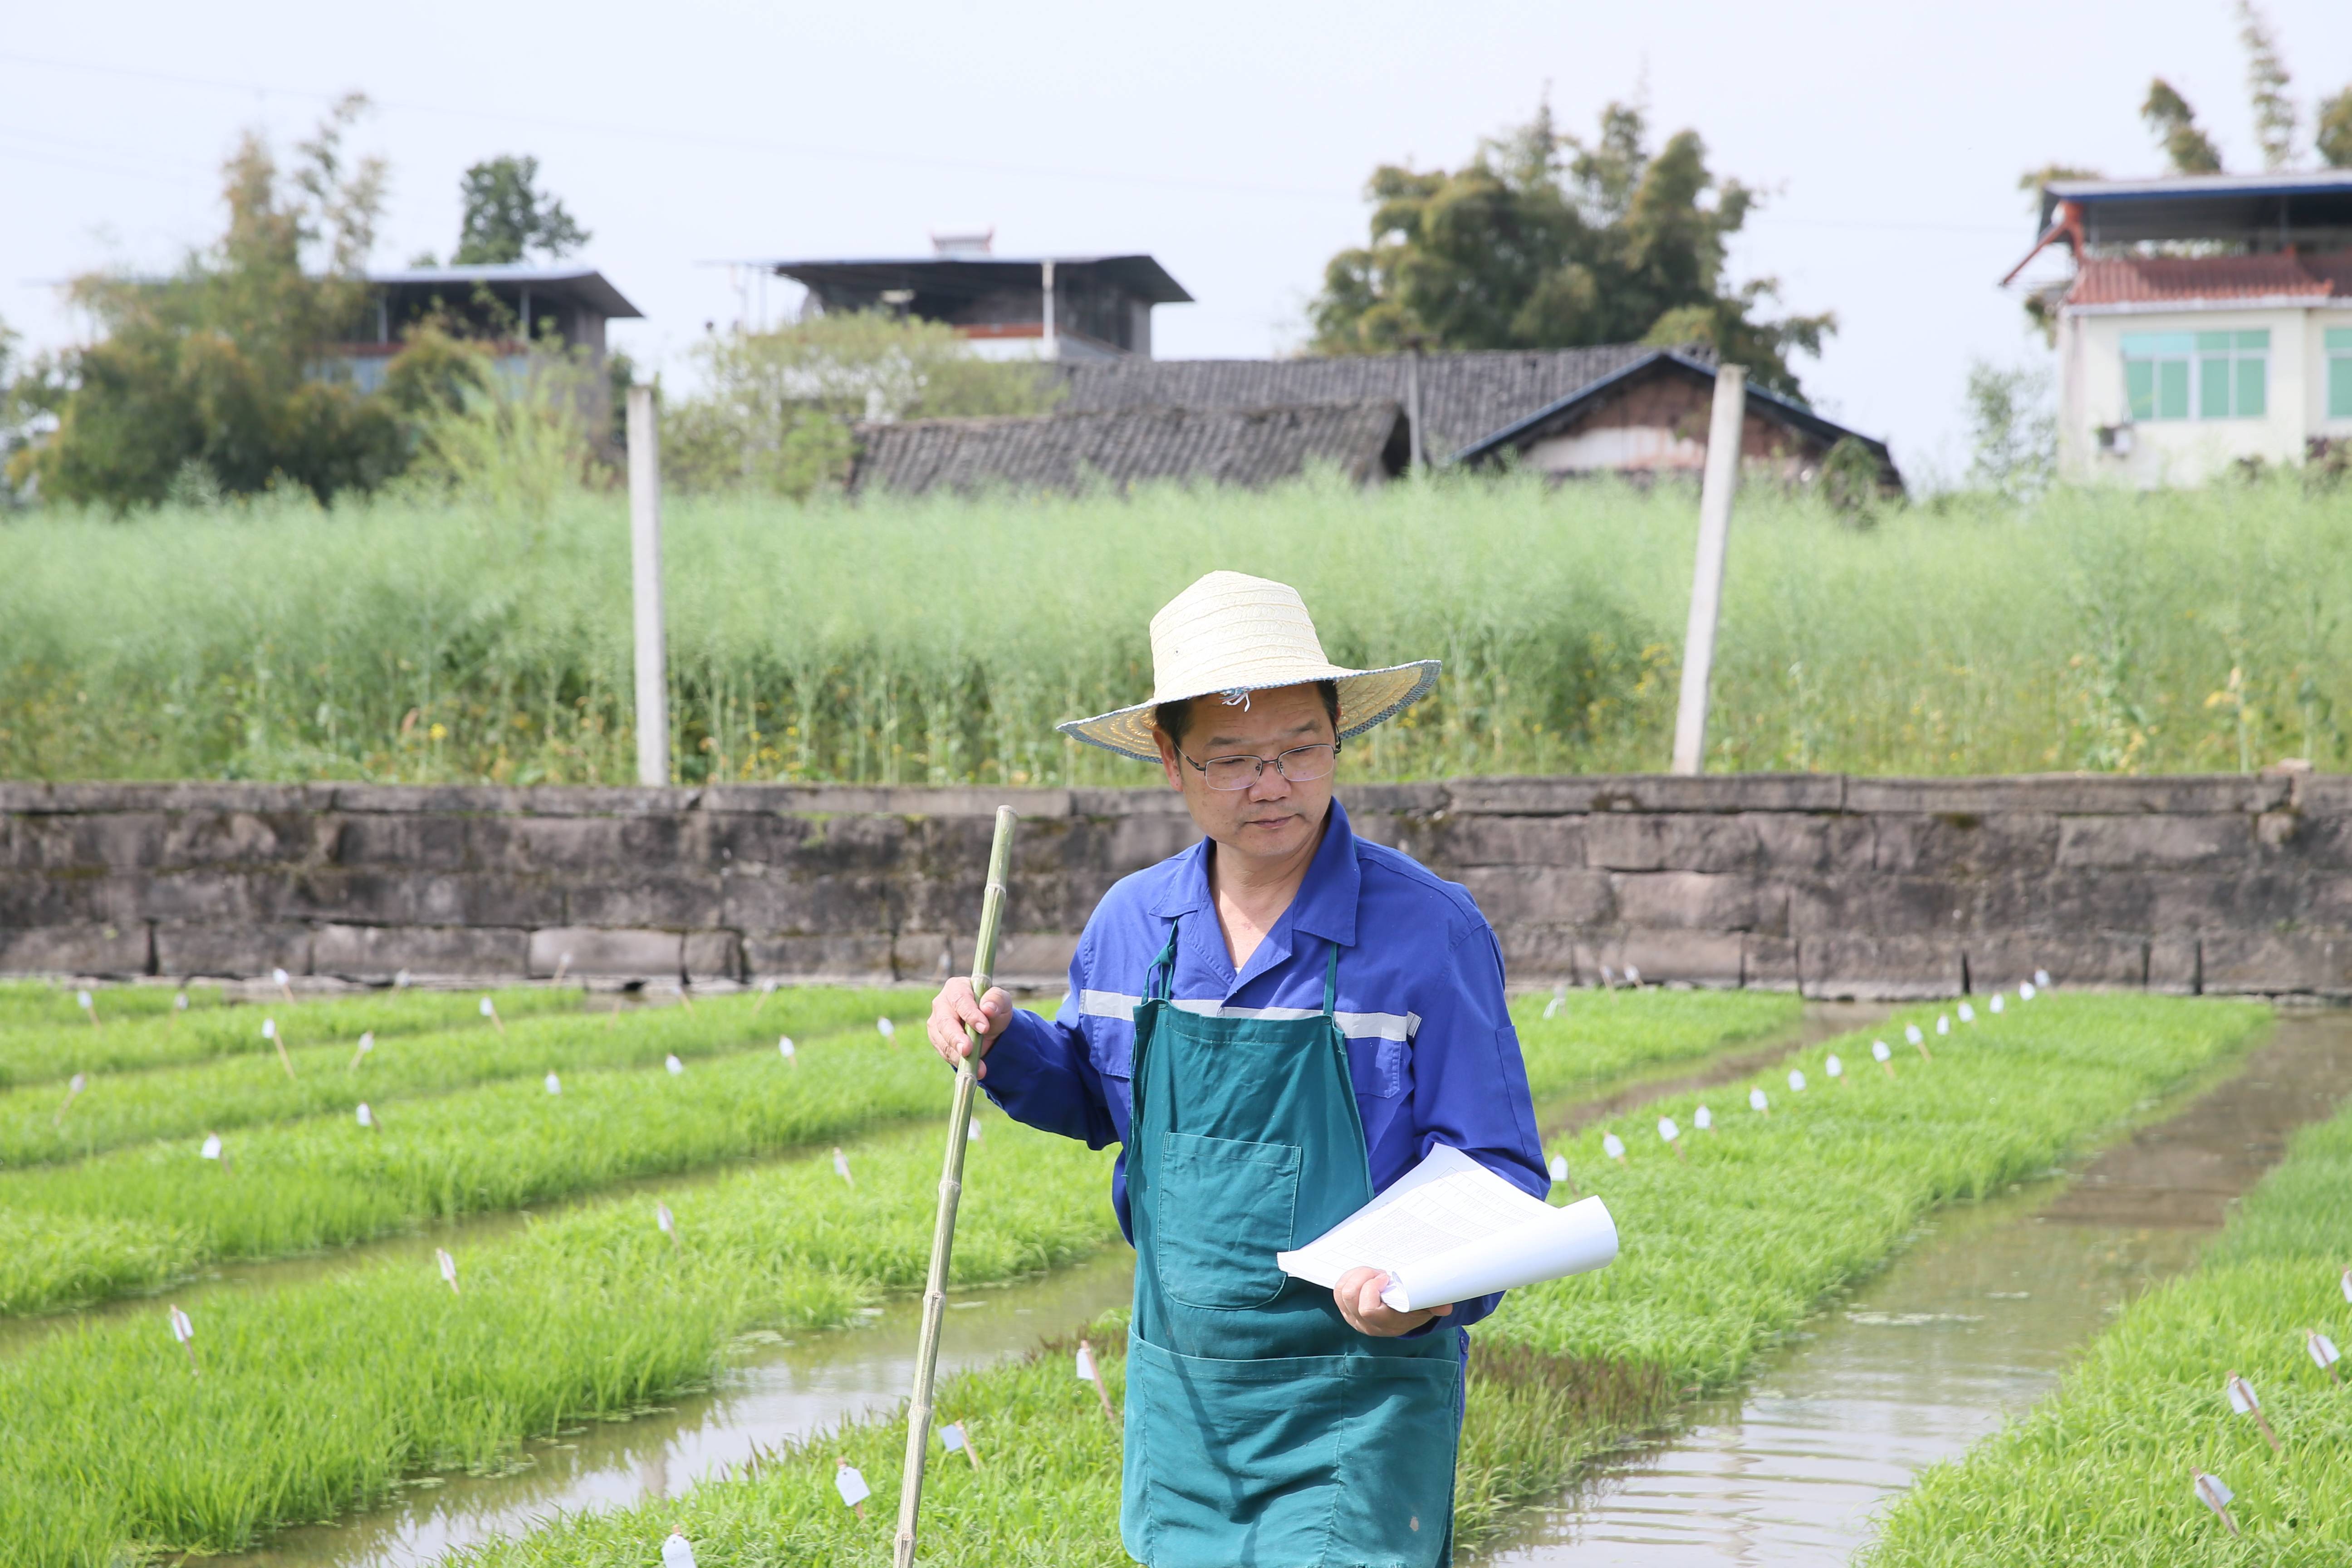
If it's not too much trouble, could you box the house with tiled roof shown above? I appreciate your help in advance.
[2008,171,2352,484]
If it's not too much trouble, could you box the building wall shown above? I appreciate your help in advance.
[1522,379,1823,479]
[5,774,2345,999]
[2058,304,2342,485]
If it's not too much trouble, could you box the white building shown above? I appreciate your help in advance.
[2010,172,2352,485]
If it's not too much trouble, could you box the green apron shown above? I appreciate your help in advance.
[1122,917,1462,1568]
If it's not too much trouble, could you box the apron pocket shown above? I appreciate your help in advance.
[1331,1349,1462,1568]
[1154,1130,1300,1310]
[1125,1334,1346,1568]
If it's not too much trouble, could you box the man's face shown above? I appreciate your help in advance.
[1154,684,1338,868]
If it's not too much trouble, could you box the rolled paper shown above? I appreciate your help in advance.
[1872,1040,1892,1062]
[1693,1105,1712,1131]
[666,1054,685,1076]
[1958,1003,1975,1023]
[779,1035,797,1062]
[1380,1193,1619,1313]
[201,1134,222,1160]
[661,1532,696,1568]
[2034,969,2051,988]
[835,1460,871,1508]
[1602,1133,1626,1160]
[1788,1069,1807,1092]
[1657,1117,1680,1142]
[877,1016,897,1040]
[1547,1152,1569,1182]
[833,1147,852,1183]
[544,1072,562,1094]
[1749,1088,1769,1113]
[2020,981,2037,1000]
[1825,1054,1844,1079]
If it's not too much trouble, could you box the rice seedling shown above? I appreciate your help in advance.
[0,1116,1122,1567]
[0,985,583,1090]
[0,986,928,1165]
[414,995,2265,1568]
[1861,1066,2352,1564]
[4,475,2346,788]
[0,982,230,1029]
[1510,987,1801,1106]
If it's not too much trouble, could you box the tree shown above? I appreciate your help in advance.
[30,95,405,509]
[2319,88,2352,167]
[2237,1,2298,169]
[453,156,589,265]
[662,312,1060,499]
[1307,99,1834,402]
[1963,360,2055,505]
[2141,80,2224,173]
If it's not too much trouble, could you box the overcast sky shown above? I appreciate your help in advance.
[6,0,2350,481]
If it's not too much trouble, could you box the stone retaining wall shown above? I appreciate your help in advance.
[2,773,2345,997]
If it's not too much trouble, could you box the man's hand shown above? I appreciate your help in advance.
[1333,1266,1453,1338]
[927,977,1014,1080]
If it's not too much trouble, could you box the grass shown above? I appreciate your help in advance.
[419,995,2265,1568]
[1509,986,1801,1108]
[0,986,927,1165]
[1860,1059,2352,1565]
[3,475,2347,786]
[0,984,585,1090]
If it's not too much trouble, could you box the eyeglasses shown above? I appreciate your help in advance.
[1177,739,1342,791]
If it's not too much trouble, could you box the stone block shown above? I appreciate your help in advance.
[682,930,743,981]
[529,926,679,980]
[1450,773,1843,815]
[1743,934,1801,990]
[1791,877,1973,941]
[1962,932,2148,991]
[724,872,896,935]
[311,923,527,979]
[1456,867,1614,927]
[291,870,564,929]
[1493,924,1582,986]
[702,811,823,869]
[1846,775,2285,816]
[505,812,710,875]
[1338,782,1447,817]
[992,931,1081,986]
[1798,934,1965,999]
[128,871,302,926]
[153,923,312,978]
[2056,815,2252,870]
[2199,930,2352,995]
[742,933,897,983]
[2148,935,2202,993]
[1579,929,1747,986]
[328,813,472,870]
[156,809,327,869]
[0,873,142,926]
[1613,872,1785,933]
[1871,812,2060,876]
[565,875,726,930]
[1424,814,1587,868]
[1106,813,1199,876]
[0,922,151,976]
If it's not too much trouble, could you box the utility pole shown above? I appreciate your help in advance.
[1404,337,1428,472]
[1040,259,1057,360]
[626,384,670,787]
[1670,365,1747,776]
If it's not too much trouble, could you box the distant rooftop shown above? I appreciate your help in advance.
[761,255,1193,306]
[363,265,643,319]
[2037,169,2352,248]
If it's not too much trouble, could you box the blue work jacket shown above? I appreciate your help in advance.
[981,797,1549,1330]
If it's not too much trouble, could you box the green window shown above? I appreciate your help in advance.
[2329,326,2352,421]
[2122,328,2266,421]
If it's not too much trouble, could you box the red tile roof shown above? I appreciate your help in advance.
[2068,252,2349,305]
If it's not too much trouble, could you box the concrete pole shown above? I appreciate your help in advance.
[1670,365,1747,776]
[1405,342,1427,471]
[1040,259,1057,360]
[626,384,671,788]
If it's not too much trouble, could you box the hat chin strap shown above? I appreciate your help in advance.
[1219,689,1252,710]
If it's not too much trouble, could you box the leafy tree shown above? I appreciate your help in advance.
[453,156,589,265]
[2237,2,2298,168]
[1308,100,1833,401]
[2141,80,2224,173]
[29,95,406,510]
[1964,359,2056,505]
[663,312,1059,498]
[2319,88,2352,167]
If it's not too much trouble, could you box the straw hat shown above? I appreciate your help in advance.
[1058,571,1440,763]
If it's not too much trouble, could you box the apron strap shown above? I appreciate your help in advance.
[1148,917,1181,1004]
[1322,938,1341,1018]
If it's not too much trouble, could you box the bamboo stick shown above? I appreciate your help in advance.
[893,805,1017,1568]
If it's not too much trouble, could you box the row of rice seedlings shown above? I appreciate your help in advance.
[0,1027,956,1317]
[0,986,929,1166]
[422,994,2269,1568]
[1509,986,1801,1107]
[0,983,584,1090]
[0,1114,1123,1568]
[0,981,232,1028]
[1860,1068,2352,1563]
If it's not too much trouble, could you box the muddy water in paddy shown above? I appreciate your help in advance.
[1481,1008,2352,1567]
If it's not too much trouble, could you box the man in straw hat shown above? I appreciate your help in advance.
[928,570,1546,1567]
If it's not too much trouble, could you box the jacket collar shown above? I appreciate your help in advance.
[1148,798,1362,949]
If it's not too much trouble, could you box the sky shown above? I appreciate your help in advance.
[5,0,2351,484]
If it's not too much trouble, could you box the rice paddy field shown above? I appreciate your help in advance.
[0,977,2276,1568]
[3,475,2347,786]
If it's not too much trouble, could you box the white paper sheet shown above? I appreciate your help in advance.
[1275,1145,1618,1313]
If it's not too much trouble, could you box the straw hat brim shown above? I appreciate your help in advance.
[1058,659,1441,764]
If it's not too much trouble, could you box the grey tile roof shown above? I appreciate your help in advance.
[849,398,1406,497]
[1058,344,1704,460]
